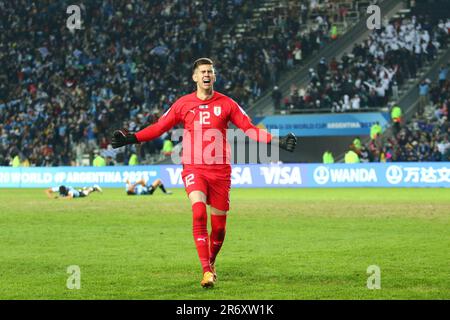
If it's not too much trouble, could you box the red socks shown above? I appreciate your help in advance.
[192,202,211,273]
[210,214,227,264]
[192,202,228,273]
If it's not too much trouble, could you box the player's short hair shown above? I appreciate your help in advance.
[192,58,214,73]
[59,185,68,196]
[127,190,135,195]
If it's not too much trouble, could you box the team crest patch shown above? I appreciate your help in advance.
[214,106,221,116]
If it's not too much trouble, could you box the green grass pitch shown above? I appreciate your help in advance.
[0,188,449,300]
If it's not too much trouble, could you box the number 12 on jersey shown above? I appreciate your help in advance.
[199,111,210,125]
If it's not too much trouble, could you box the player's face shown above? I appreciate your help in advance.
[193,64,215,91]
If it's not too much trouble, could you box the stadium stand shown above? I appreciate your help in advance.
[331,1,450,164]
[265,1,450,163]
[279,15,448,114]
[351,65,450,163]
[246,0,408,117]
[0,0,361,166]
[1,0,259,166]
[0,0,448,166]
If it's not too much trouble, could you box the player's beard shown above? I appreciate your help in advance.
[198,83,214,97]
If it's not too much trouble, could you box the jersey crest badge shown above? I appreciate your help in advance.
[214,106,221,116]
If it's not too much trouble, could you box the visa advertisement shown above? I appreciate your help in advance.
[0,163,449,188]
[254,112,390,136]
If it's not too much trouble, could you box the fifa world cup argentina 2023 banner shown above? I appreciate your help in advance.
[253,112,390,136]
[0,163,449,188]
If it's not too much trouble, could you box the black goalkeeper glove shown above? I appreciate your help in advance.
[278,132,297,152]
[111,128,138,149]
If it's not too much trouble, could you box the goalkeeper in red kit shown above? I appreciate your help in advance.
[112,58,297,288]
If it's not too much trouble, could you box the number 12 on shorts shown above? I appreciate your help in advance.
[185,173,195,187]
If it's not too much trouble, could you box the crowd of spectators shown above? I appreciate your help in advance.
[343,72,449,163]
[281,15,450,113]
[3,1,447,167]
[0,0,344,166]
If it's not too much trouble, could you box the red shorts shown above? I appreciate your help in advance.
[181,165,231,211]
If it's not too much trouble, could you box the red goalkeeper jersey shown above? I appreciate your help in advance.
[135,91,272,166]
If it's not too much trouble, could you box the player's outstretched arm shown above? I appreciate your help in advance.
[45,188,57,199]
[111,128,138,149]
[112,101,181,149]
[229,100,297,152]
[272,132,298,152]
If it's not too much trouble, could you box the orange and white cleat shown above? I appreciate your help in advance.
[210,262,217,283]
[200,271,215,288]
